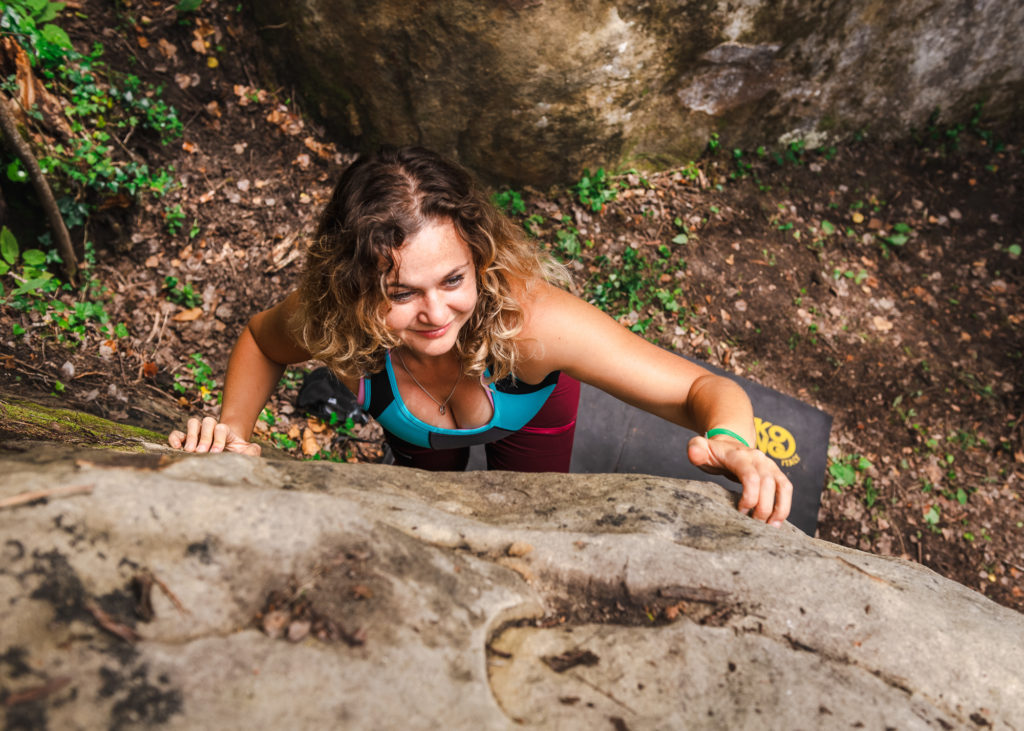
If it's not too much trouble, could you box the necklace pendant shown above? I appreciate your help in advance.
[438,405,446,415]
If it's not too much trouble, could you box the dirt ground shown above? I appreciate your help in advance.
[2,1,1022,612]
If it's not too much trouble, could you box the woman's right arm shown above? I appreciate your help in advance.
[168,291,313,454]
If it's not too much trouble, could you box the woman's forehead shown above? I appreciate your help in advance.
[387,220,472,284]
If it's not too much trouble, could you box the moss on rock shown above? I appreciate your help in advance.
[0,394,166,451]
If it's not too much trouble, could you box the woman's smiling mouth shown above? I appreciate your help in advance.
[411,322,453,339]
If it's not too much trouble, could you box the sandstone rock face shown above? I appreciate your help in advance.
[250,0,1024,185]
[2,442,1022,729]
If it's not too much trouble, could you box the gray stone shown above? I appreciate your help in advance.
[249,0,1024,185]
[1,439,1022,729]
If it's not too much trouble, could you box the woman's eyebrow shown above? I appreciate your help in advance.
[387,264,468,289]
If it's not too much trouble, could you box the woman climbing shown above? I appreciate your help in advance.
[168,146,792,526]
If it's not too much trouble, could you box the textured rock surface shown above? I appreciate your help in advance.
[2,438,1023,729]
[249,0,1024,185]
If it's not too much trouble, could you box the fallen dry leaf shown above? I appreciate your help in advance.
[157,38,178,61]
[303,136,337,160]
[871,315,893,332]
[267,106,304,135]
[172,307,203,322]
[301,427,319,456]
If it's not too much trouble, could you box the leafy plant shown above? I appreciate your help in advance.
[173,352,218,402]
[0,225,59,304]
[271,432,297,450]
[879,222,912,254]
[163,276,202,308]
[0,3,181,261]
[550,215,589,260]
[574,167,618,213]
[492,189,526,216]
[164,204,186,235]
[827,453,874,506]
[586,247,666,321]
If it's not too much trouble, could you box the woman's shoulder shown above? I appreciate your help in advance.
[512,280,610,377]
[517,280,595,333]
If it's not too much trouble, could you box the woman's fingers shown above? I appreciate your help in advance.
[182,417,202,451]
[768,474,794,527]
[210,422,231,453]
[168,417,261,457]
[688,435,793,526]
[194,416,218,453]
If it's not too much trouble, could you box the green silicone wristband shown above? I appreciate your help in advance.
[705,428,750,448]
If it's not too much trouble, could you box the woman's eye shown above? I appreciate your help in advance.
[389,291,414,302]
[444,275,464,287]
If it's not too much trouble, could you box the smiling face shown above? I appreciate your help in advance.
[384,219,479,358]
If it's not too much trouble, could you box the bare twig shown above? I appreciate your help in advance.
[0,92,78,284]
[0,484,93,509]
[85,598,140,642]
[151,572,190,614]
[2,676,72,707]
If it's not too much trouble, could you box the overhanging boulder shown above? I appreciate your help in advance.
[249,0,1024,185]
[1,427,1021,727]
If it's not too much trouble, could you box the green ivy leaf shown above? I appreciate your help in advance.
[40,23,72,49]
[37,2,66,24]
[0,226,19,265]
[828,462,856,487]
[21,249,47,267]
[6,160,27,183]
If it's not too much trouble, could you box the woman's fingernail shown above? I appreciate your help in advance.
[770,520,782,527]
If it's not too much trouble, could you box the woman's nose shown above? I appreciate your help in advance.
[420,290,446,324]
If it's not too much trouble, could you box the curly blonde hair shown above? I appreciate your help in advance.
[294,146,561,382]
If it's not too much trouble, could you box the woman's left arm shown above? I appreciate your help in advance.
[519,282,792,526]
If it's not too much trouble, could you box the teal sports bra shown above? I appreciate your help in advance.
[358,352,559,449]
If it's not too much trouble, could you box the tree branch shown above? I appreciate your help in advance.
[0,91,79,285]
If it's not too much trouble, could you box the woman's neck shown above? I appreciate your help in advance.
[394,345,459,372]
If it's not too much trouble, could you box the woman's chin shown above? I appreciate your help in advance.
[400,332,459,358]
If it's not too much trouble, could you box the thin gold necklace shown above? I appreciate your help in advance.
[395,349,461,415]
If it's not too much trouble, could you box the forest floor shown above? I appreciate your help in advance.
[1,1,1022,612]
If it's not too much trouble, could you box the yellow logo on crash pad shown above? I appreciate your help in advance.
[755,417,800,467]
